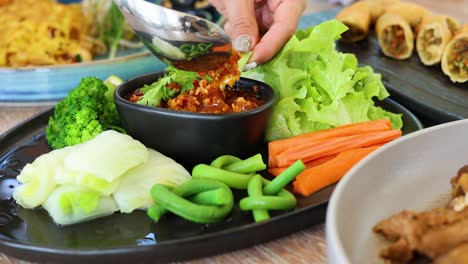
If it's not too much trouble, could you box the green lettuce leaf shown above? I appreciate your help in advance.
[242,20,403,141]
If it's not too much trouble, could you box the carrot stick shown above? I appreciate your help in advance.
[268,154,337,177]
[268,119,392,167]
[273,129,401,168]
[293,145,381,197]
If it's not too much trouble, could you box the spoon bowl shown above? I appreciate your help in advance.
[113,0,232,72]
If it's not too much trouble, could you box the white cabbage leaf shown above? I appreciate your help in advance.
[64,130,148,182]
[13,147,75,208]
[113,148,191,213]
[42,185,119,226]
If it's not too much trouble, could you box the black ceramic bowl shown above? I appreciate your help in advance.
[114,72,275,167]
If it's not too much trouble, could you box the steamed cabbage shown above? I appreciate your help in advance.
[42,185,119,226]
[13,130,191,225]
[57,170,122,196]
[113,149,191,213]
[64,130,148,182]
[13,147,75,208]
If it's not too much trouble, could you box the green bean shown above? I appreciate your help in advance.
[189,188,231,206]
[210,155,242,169]
[247,174,269,222]
[239,188,296,211]
[263,160,305,195]
[192,164,255,189]
[210,154,266,174]
[148,182,229,222]
[149,179,234,223]
[148,188,230,221]
[147,204,166,222]
[223,153,266,174]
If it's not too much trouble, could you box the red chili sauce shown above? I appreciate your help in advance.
[127,51,264,113]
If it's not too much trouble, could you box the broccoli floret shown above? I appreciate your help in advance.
[46,76,124,149]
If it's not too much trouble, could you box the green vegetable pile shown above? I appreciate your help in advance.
[148,154,305,223]
[242,20,403,141]
[46,75,125,149]
[148,179,234,224]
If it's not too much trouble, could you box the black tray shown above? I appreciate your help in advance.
[299,11,468,124]
[0,98,421,264]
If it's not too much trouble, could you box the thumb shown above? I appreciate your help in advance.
[224,0,259,53]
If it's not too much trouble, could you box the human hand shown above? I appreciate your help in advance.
[209,0,306,65]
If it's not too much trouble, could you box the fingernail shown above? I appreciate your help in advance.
[234,35,253,52]
[243,62,257,71]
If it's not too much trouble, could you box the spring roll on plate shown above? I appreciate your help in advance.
[417,15,456,66]
[363,0,400,24]
[384,2,429,30]
[376,12,414,60]
[335,1,371,42]
[416,13,460,37]
[442,25,468,83]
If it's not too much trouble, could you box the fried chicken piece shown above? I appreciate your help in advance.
[373,207,468,263]
[379,238,413,264]
[450,165,468,197]
[374,165,468,263]
[435,243,468,264]
[418,217,468,258]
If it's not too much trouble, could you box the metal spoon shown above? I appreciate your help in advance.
[113,0,232,72]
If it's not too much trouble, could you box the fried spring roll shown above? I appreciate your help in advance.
[416,13,460,37]
[384,2,429,30]
[335,1,371,42]
[363,0,400,24]
[445,16,461,36]
[416,15,455,65]
[376,13,414,60]
[442,25,468,83]
[415,12,434,36]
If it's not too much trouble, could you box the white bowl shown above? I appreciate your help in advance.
[326,119,468,264]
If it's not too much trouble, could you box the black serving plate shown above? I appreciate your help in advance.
[299,10,468,124]
[0,98,421,264]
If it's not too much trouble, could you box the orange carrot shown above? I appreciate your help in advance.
[268,119,392,167]
[268,154,337,177]
[272,129,401,168]
[293,145,381,197]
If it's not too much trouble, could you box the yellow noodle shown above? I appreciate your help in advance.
[0,0,95,67]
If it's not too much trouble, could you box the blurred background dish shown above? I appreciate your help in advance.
[159,0,221,22]
[0,52,164,105]
[0,0,221,105]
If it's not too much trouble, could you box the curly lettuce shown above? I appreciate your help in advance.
[242,20,402,141]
